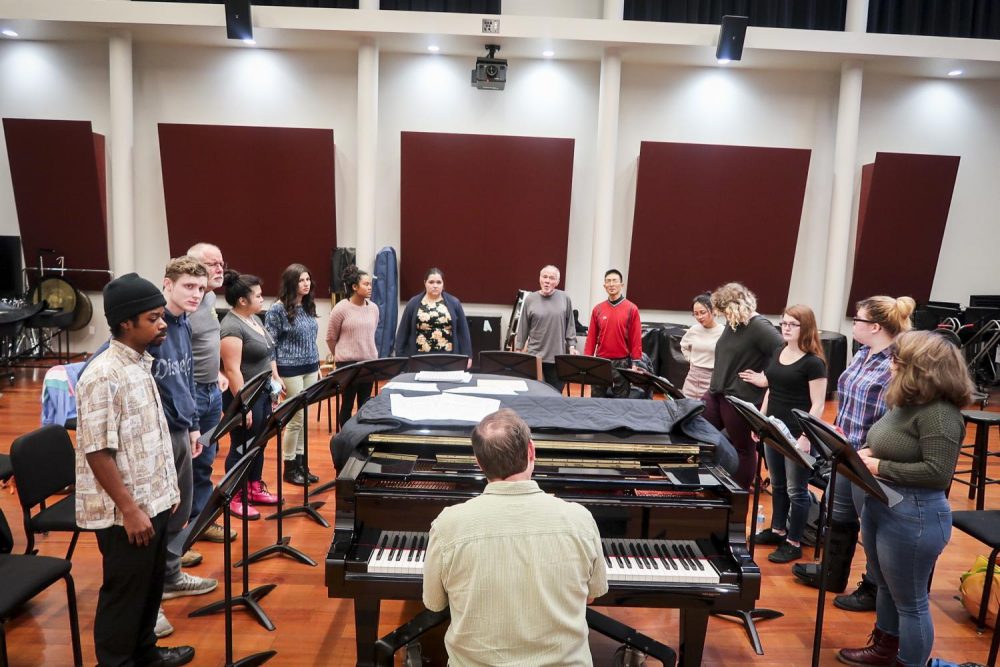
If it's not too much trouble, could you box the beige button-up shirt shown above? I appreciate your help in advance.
[75,340,180,529]
[423,480,608,666]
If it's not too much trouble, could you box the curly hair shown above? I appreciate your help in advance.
[711,282,757,330]
[885,330,974,408]
[341,264,369,296]
[164,255,208,282]
[856,295,915,336]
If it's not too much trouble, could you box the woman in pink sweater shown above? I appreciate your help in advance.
[325,265,380,428]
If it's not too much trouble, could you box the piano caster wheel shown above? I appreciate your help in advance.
[403,641,423,667]
[613,645,646,667]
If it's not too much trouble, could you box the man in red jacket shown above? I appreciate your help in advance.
[584,269,642,398]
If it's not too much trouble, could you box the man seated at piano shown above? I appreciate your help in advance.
[422,408,609,666]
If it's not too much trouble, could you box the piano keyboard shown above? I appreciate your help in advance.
[365,531,719,585]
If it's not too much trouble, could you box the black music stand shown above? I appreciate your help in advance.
[616,367,686,400]
[272,363,360,526]
[792,409,900,667]
[705,396,785,654]
[190,369,277,631]
[181,446,276,667]
[242,391,315,567]
[405,353,469,373]
[477,350,542,381]
[553,354,613,397]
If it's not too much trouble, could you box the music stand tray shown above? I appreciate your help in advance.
[182,446,276,667]
[553,354,613,397]
[616,367,686,400]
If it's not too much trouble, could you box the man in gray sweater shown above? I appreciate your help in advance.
[516,265,578,391]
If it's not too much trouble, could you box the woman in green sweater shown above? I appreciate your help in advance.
[837,331,974,667]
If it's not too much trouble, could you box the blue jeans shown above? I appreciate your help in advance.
[763,441,811,543]
[223,390,270,482]
[190,382,222,520]
[862,487,951,667]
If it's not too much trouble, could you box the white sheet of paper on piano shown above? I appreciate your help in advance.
[389,392,501,422]
[383,381,440,393]
[413,370,472,383]
[475,378,529,392]
[443,386,518,396]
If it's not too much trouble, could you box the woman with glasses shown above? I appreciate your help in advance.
[702,282,783,489]
[837,331,972,667]
[680,293,723,400]
[793,295,916,607]
[741,305,827,563]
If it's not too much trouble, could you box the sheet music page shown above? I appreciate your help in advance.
[413,371,472,383]
[475,378,529,392]
[390,392,501,422]
[384,381,440,392]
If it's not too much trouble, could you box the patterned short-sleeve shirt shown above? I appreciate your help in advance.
[75,339,180,529]
[415,299,453,353]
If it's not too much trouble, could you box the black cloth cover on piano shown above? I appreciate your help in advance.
[330,374,737,474]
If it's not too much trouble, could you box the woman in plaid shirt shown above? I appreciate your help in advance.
[793,295,915,604]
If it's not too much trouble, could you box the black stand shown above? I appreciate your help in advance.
[190,370,277,631]
[553,354,613,397]
[708,396,792,654]
[243,391,316,567]
[616,367,686,400]
[180,445,276,667]
[271,364,360,526]
[793,409,899,667]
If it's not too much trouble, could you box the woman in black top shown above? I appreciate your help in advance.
[743,304,827,563]
[702,283,783,489]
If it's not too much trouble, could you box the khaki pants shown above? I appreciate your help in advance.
[281,371,318,460]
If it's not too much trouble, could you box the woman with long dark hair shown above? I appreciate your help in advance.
[264,263,321,486]
[219,270,279,519]
[743,304,827,564]
[325,265,379,428]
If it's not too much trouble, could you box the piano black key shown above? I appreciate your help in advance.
[614,541,630,569]
[684,543,705,571]
[374,533,389,560]
[394,533,409,562]
[630,541,648,570]
[640,542,659,569]
[672,543,691,570]
[654,543,676,570]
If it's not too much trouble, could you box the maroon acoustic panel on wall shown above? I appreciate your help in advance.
[846,152,960,313]
[400,131,574,304]
[2,118,110,291]
[627,141,811,314]
[158,123,336,296]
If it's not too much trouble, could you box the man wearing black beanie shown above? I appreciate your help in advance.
[75,272,195,667]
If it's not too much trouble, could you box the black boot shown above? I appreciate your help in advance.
[295,454,319,484]
[834,576,878,612]
[791,519,859,593]
[283,458,307,486]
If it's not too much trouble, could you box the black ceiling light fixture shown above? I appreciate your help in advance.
[225,0,254,44]
[716,15,749,64]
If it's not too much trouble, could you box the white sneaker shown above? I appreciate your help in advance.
[155,607,174,638]
[162,571,218,600]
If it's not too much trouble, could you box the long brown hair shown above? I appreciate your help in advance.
[886,330,974,408]
[784,304,825,364]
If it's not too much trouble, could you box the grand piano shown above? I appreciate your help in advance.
[326,375,759,666]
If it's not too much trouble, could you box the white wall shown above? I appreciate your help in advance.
[376,52,601,323]
[616,63,840,323]
[856,73,1000,306]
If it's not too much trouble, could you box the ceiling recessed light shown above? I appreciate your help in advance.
[947,69,963,77]
[542,50,554,58]
[427,45,440,52]
[242,38,256,45]
[1,29,18,38]
[717,58,731,65]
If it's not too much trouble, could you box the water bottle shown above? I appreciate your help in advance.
[756,503,766,534]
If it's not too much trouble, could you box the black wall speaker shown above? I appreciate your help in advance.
[225,0,253,41]
[0,236,23,298]
[716,15,749,62]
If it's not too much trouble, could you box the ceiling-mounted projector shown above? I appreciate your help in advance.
[471,44,506,91]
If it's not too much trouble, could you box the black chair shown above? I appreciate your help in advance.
[405,354,469,373]
[949,511,1000,666]
[0,455,11,485]
[9,424,89,559]
[951,411,1000,511]
[0,506,83,667]
[477,351,541,381]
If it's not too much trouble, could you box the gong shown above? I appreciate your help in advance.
[31,277,77,312]
[68,288,93,331]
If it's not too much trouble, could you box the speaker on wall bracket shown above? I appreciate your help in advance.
[225,0,253,42]
[716,15,749,63]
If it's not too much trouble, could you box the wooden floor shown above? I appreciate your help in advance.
[1,365,998,667]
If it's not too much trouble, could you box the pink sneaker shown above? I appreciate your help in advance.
[228,492,260,520]
[247,480,280,506]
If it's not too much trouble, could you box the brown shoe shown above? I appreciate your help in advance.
[180,549,202,568]
[837,626,899,666]
[196,522,237,543]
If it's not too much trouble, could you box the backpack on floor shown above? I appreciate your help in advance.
[959,555,1000,629]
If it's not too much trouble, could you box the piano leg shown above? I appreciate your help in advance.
[678,609,708,667]
[354,597,381,667]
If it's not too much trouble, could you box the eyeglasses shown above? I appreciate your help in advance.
[852,317,876,325]
[204,261,227,270]
[779,321,801,329]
